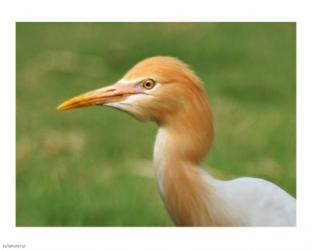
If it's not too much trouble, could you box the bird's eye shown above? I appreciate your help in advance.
[142,79,156,90]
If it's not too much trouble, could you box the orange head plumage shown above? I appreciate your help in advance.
[58,56,214,163]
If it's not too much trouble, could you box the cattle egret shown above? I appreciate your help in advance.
[58,56,296,226]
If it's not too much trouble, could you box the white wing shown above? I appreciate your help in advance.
[217,177,296,226]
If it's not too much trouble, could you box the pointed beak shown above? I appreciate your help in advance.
[57,83,138,111]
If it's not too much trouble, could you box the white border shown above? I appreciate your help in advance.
[1,0,312,250]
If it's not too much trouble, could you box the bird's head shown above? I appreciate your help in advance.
[58,56,210,126]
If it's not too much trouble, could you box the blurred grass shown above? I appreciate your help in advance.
[16,22,296,226]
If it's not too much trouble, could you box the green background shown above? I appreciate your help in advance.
[16,23,296,226]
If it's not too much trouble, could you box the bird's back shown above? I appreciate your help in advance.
[214,177,296,226]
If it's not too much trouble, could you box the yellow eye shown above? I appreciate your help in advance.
[142,79,156,90]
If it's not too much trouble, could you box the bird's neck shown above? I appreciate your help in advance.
[153,101,216,226]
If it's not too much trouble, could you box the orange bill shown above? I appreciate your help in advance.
[57,83,139,111]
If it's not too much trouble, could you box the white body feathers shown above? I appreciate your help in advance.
[154,127,296,226]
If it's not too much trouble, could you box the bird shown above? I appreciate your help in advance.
[58,56,296,226]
